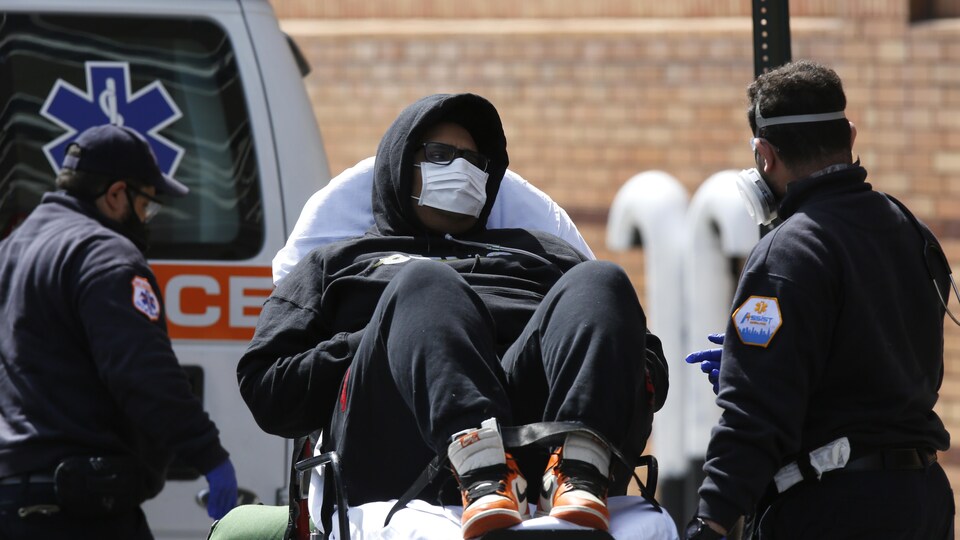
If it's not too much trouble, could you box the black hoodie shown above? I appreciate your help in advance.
[371,93,509,237]
[238,94,591,437]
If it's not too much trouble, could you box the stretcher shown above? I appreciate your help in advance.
[209,497,678,540]
[319,496,678,539]
[210,164,675,539]
[291,424,679,540]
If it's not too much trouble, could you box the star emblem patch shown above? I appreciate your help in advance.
[733,295,782,347]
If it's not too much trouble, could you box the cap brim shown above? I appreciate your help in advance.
[157,173,189,197]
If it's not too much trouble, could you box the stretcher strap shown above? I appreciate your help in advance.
[383,421,659,527]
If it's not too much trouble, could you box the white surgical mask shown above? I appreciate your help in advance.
[414,158,489,217]
[736,167,778,226]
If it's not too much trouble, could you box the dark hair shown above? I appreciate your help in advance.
[55,144,145,200]
[747,60,851,170]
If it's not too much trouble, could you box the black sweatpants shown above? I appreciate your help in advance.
[327,260,647,506]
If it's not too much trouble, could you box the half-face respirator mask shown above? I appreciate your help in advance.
[736,101,846,226]
[736,166,779,226]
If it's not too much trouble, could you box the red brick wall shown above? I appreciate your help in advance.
[271,0,960,528]
[269,0,911,19]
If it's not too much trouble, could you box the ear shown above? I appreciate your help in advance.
[849,121,857,149]
[753,138,778,175]
[96,180,129,220]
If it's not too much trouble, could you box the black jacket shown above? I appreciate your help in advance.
[0,192,228,491]
[238,93,668,441]
[698,165,951,528]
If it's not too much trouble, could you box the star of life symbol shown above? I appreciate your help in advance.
[40,61,183,177]
[132,276,160,322]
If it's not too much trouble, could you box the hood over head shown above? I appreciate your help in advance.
[371,93,509,236]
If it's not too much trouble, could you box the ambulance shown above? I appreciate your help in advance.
[0,0,329,536]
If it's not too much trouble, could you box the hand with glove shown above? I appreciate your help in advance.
[204,458,238,519]
[684,333,724,395]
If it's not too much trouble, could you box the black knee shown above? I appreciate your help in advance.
[572,260,630,283]
[563,260,636,298]
[388,260,467,294]
[381,261,478,315]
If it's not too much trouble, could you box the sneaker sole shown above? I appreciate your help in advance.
[549,505,610,530]
[462,508,523,538]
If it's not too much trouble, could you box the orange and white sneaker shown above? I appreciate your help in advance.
[448,418,529,539]
[537,432,611,531]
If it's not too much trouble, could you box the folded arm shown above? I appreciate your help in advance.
[237,294,361,439]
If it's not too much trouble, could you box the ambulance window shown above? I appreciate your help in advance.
[0,14,263,260]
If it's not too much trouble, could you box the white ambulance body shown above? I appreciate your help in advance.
[0,0,328,536]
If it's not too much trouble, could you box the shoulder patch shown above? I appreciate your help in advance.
[732,296,782,347]
[132,276,160,321]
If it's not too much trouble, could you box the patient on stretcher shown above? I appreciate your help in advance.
[238,93,672,539]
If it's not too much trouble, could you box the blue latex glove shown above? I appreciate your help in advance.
[684,333,725,395]
[204,458,238,519]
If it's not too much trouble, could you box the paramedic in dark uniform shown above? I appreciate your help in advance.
[683,61,954,539]
[0,125,237,538]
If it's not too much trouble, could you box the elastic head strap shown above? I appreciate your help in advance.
[755,101,846,132]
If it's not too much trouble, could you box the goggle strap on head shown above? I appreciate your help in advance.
[755,101,846,131]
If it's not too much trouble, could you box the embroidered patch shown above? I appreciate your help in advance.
[132,276,160,321]
[732,296,782,347]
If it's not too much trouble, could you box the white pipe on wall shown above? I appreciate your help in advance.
[607,170,689,479]
[681,170,759,459]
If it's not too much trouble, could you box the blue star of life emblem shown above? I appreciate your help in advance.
[40,61,183,177]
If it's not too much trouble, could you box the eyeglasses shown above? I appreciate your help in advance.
[126,188,163,222]
[420,142,489,172]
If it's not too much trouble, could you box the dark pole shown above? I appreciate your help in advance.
[753,0,791,235]
[753,0,792,77]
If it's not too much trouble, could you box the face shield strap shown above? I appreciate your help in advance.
[754,101,846,134]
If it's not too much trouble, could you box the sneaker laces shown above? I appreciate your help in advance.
[558,459,608,498]
[459,463,510,504]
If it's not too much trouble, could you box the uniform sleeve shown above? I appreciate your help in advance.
[77,264,228,474]
[697,232,838,528]
[237,293,361,438]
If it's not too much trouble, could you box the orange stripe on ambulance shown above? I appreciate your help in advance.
[152,265,274,341]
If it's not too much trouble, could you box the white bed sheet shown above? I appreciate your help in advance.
[326,497,679,540]
[272,157,595,284]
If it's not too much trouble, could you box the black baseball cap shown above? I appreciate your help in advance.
[61,124,189,197]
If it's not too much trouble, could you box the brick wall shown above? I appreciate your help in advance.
[269,0,912,19]
[272,0,960,529]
